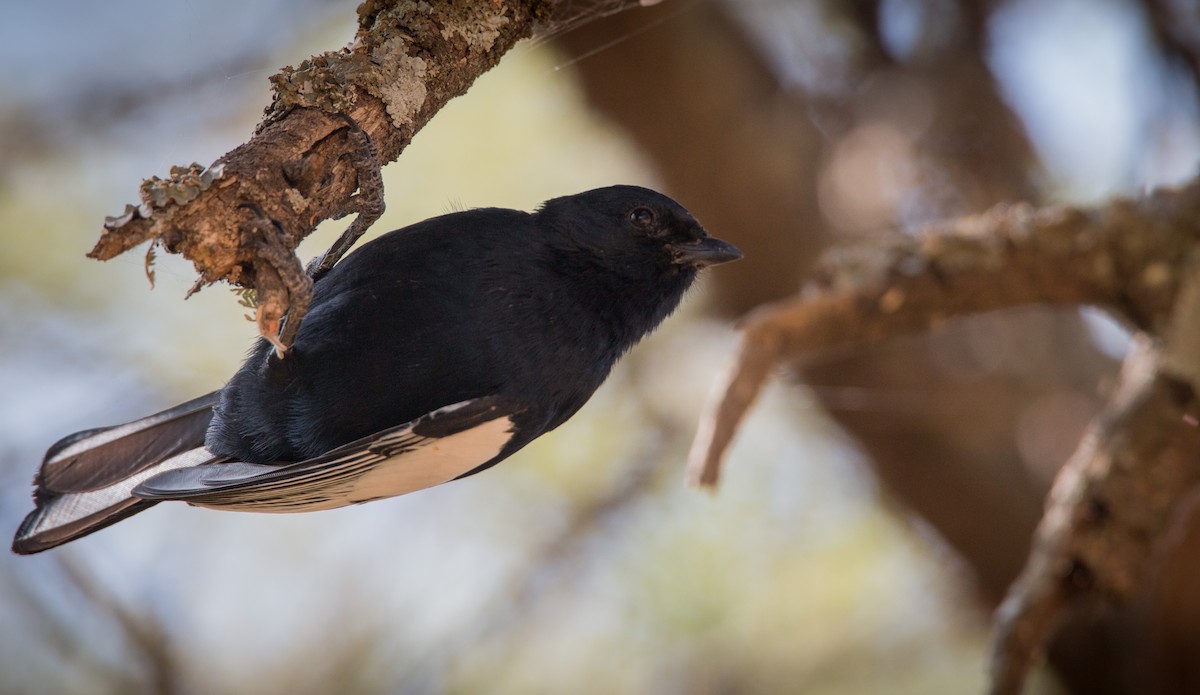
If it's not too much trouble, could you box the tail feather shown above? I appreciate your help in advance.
[13,392,221,554]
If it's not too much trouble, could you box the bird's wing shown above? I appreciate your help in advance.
[133,396,519,512]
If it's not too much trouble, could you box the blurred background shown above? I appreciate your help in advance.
[1,0,1198,693]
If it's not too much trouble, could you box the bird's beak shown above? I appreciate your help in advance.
[668,236,743,268]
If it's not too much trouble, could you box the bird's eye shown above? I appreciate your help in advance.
[628,207,656,229]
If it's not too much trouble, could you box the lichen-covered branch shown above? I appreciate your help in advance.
[87,0,639,349]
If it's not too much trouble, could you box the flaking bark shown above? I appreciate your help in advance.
[86,0,635,346]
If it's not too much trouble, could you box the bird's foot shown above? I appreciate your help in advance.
[305,113,386,281]
[241,209,312,358]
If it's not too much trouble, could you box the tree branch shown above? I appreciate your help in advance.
[1146,0,1200,89]
[688,182,1200,487]
[989,338,1200,694]
[687,179,1200,692]
[86,0,639,351]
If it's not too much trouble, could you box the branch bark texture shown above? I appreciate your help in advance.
[86,0,634,345]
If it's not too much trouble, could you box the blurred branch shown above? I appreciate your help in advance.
[990,339,1200,695]
[557,0,828,313]
[1146,0,1200,87]
[560,2,1177,690]
[689,182,1200,485]
[54,554,180,695]
[688,179,1200,693]
[557,0,1067,615]
[398,362,682,693]
[795,0,1060,619]
[1,553,179,694]
[87,0,643,351]
[0,559,140,693]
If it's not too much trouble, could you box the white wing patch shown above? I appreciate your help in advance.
[134,399,517,513]
[346,416,512,504]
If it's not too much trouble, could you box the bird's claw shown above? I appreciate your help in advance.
[305,114,385,281]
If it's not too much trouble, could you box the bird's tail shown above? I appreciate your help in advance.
[12,392,221,555]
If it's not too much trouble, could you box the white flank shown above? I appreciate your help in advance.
[347,416,513,503]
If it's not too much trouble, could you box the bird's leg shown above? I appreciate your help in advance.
[240,210,312,358]
[264,243,312,358]
[273,116,383,351]
[304,113,386,281]
[271,115,384,354]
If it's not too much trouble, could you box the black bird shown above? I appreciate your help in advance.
[13,185,741,554]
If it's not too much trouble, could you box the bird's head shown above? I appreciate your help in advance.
[537,185,742,284]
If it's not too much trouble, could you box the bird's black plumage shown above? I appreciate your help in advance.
[13,185,741,554]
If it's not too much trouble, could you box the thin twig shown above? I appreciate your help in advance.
[396,362,685,693]
[53,554,179,695]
